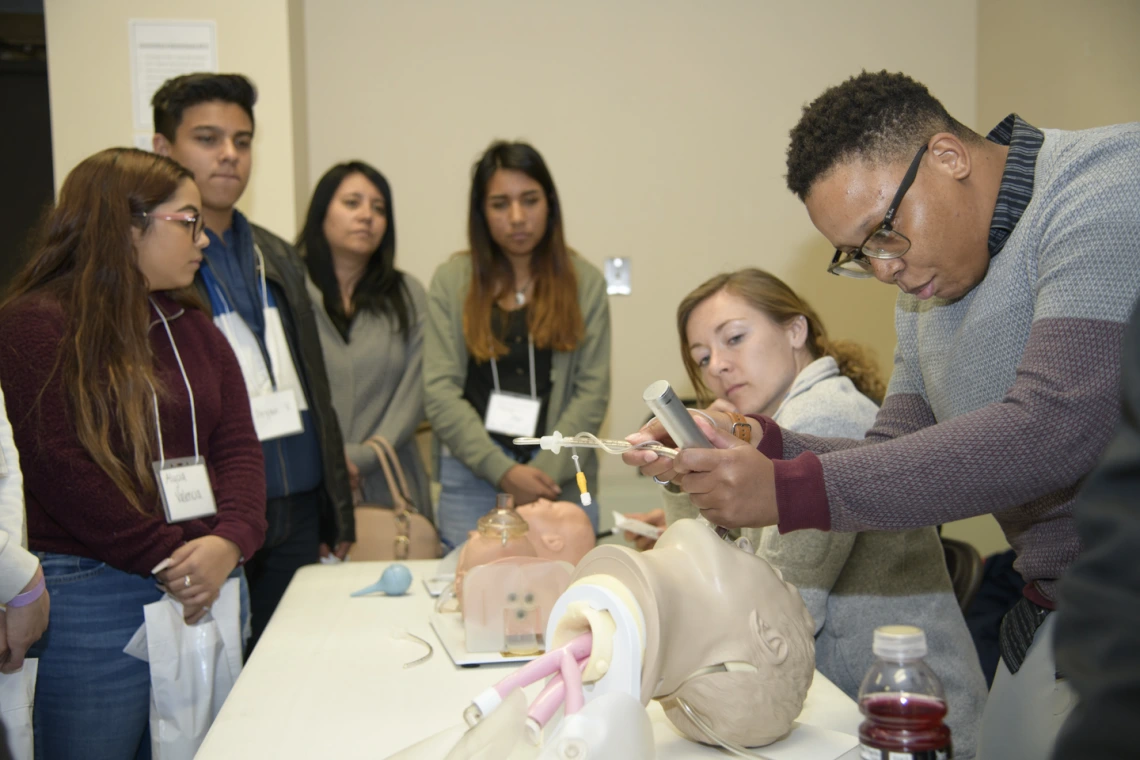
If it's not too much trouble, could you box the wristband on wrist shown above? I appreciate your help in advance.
[7,571,46,608]
[725,412,752,443]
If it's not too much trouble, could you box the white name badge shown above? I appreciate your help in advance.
[250,389,304,441]
[485,391,542,438]
[153,457,218,523]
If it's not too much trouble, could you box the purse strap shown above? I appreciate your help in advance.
[364,437,411,518]
[372,436,416,509]
[364,437,415,560]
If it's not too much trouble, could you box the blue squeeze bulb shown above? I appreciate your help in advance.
[350,563,413,597]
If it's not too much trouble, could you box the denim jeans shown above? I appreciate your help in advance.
[436,447,599,551]
[29,552,250,760]
[30,553,161,760]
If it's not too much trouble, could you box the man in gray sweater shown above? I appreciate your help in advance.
[628,71,1140,758]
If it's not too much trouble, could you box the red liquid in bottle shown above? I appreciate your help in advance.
[859,692,952,758]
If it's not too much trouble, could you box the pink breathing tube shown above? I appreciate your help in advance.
[526,654,589,736]
[464,632,593,729]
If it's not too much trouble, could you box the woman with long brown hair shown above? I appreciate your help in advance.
[0,147,266,758]
[424,141,611,549]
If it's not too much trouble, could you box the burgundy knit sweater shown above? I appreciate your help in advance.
[0,293,267,577]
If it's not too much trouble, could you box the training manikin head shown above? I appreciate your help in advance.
[516,499,595,565]
[567,519,815,747]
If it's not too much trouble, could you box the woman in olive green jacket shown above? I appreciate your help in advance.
[424,141,611,549]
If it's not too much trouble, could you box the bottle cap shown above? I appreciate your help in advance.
[872,625,927,659]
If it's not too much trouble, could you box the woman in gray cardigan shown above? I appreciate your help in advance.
[635,269,987,759]
[299,161,431,520]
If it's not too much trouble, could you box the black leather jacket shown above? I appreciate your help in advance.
[194,223,354,545]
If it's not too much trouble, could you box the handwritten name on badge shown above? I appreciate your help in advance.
[251,390,304,441]
[155,460,217,522]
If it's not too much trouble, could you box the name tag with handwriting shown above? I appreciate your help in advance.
[251,390,304,441]
[153,457,217,523]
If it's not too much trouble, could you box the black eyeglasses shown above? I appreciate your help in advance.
[134,212,206,241]
[828,144,928,278]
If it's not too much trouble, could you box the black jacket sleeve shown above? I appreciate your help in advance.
[251,225,355,544]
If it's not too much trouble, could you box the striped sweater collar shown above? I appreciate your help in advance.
[985,114,1045,257]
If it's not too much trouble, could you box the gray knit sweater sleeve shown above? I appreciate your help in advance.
[771,124,1140,602]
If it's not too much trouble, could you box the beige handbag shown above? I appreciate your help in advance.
[348,437,441,561]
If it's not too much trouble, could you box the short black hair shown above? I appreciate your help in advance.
[152,73,257,141]
[785,70,978,201]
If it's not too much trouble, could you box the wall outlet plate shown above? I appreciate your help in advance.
[604,257,631,295]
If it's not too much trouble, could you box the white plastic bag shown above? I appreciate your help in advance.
[124,578,242,760]
[0,658,38,760]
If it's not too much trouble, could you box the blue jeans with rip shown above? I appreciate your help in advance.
[29,552,249,760]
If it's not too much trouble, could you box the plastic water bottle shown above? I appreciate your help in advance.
[858,625,952,759]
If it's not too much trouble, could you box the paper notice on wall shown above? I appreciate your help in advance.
[129,19,218,132]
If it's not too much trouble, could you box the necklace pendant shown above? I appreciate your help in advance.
[515,290,526,306]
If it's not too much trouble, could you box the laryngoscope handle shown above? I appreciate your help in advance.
[642,380,710,450]
[643,380,734,540]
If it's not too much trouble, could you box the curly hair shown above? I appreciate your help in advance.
[677,269,886,405]
[785,70,980,201]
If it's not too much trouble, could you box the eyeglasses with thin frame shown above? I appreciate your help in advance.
[828,144,928,278]
[133,212,206,242]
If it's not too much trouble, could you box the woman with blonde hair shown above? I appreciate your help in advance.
[631,268,988,759]
[424,141,610,549]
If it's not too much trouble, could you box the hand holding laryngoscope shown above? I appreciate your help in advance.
[641,380,712,452]
[514,380,734,536]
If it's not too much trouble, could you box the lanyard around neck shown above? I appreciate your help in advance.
[489,333,537,400]
[148,298,200,466]
[204,244,279,388]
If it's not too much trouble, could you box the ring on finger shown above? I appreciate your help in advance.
[184,575,192,588]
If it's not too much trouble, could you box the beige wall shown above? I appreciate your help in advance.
[978,0,1140,131]
[302,0,977,442]
[44,0,304,239]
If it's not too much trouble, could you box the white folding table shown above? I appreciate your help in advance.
[196,561,864,759]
